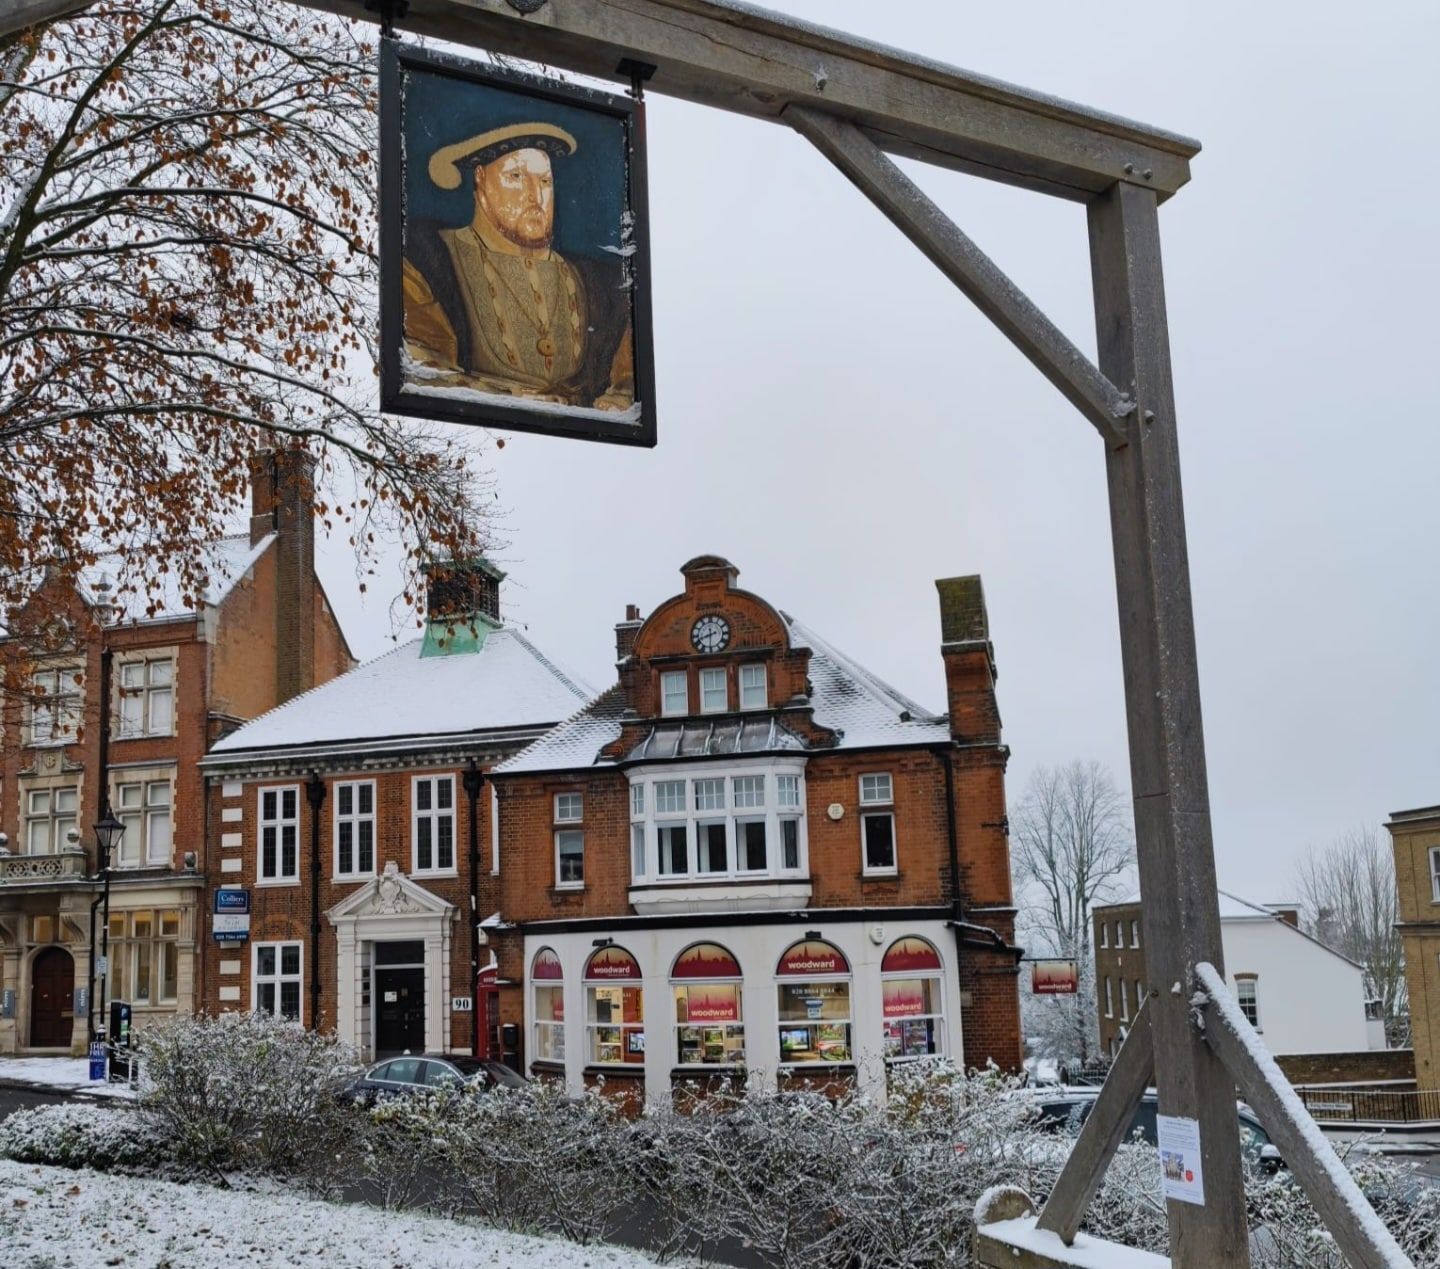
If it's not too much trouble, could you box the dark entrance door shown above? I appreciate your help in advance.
[30,946,74,1049]
[373,941,426,1057]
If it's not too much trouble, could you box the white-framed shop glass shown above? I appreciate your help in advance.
[775,938,852,1067]
[672,942,745,1067]
[880,936,945,1061]
[584,946,644,1067]
[531,947,565,1063]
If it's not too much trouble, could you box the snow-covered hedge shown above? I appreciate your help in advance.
[139,1011,361,1186]
[0,1103,172,1171]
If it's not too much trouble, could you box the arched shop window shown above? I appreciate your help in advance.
[881,936,945,1061]
[531,947,565,1063]
[672,942,745,1067]
[775,939,852,1066]
[585,945,645,1067]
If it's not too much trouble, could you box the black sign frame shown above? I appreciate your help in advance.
[379,40,656,447]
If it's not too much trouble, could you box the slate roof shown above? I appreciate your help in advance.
[495,612,949,776]
[79,534,278,624]
[207,628,594,759]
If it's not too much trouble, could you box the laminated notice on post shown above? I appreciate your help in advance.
[1157,1114,1205,1206]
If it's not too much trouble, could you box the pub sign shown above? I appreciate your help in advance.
[380,42,655,446]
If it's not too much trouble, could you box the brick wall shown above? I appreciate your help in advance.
[1388,809,1440,1089]
[1276,1049,1415,1087]
[202,765,494,1052]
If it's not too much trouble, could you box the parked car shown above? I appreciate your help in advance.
[341,1053,528,1106]
[1030,1090,1283,1172]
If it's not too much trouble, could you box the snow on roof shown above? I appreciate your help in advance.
[210,627,594,756]
[496,616,950,776]
[78,533,276,624]
[787,615,950,749]
[493,689,626,775]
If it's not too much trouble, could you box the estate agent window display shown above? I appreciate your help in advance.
[531,946,565,1064]
[880,937,946,1062]
[671,942,746,1068]
[584,946,645,1068]
[775,939,853,1068]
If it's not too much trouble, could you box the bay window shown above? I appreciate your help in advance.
[628,761,807,884]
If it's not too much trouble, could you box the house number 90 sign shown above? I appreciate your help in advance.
[451,996,474,1012]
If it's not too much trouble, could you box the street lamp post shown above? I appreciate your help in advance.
[93,810,125,1040]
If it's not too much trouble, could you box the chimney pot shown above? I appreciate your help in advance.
[626,603,640,622]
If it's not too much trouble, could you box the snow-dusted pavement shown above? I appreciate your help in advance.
[0,1057,135,1099]
[0,1159,671,1268]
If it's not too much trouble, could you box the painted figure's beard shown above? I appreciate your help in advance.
[495,209,553,250]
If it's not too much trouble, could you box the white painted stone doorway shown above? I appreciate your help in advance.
[328,862,458,1060]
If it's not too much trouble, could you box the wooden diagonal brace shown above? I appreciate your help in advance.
[1194,962,1412,1269]
[1035,998,1154,1245]
[787,105,1133,448]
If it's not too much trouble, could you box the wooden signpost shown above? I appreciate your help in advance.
[0,1,1407,1263]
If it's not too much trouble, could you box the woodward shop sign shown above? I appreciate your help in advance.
[776,940,850,977]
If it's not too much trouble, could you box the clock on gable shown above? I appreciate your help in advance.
[690,614,731,654]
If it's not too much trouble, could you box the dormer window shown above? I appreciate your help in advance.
[699,668,727,714]
[661,671,687,717]
[739,664,767,710]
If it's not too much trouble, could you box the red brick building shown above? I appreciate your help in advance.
[488,556,1022,1102]
[0,451,352,1053]
[196,561,591,1058]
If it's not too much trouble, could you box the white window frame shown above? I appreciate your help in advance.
[333,779,376,881]
[1235,977,1260,1030]
[859,772,897,876]
[112,770,174,868]
[115,654,175,739]
[881,948,946,1063]
[627,760,808,885]
[531,960,566,1064]
[698,667,727,714]
[23,784,79,855]
[1119,977,1129,1021]
[673,963,746,1069]
[776,965,853,1069]
[660,671,688,717]
[555,829,585,890]
[1099,921,1108,948]
[411,774,457,876]
[738,663,767,711]
[28,665,82,746]
[554,792,583,823]
[258,786,300,884]
[1431,846,1440,904]
[1104,976,1114,1018]
[1129,919,1140,948]
[252,940,304,1022]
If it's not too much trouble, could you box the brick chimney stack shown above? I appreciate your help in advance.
[935,575,1001,744]
[615,604,643,661]
[250,450,316,705]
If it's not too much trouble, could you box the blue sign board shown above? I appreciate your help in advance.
[213,889,251,914]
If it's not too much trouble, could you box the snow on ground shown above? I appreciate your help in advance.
[0,1159,672,1268]
[0,1057,135,1099]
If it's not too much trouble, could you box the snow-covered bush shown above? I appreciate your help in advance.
[140,1011,361,1187]
[359,1081,628,1243]
[0,1103,173,1171]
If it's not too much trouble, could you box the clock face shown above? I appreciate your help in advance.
[691,614,731,654]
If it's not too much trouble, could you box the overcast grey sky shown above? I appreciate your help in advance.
[321,1,1440,905]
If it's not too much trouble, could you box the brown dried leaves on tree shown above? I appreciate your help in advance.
[0,0,495,634]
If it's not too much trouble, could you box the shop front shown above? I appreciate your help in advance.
[522,918,962,1105]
